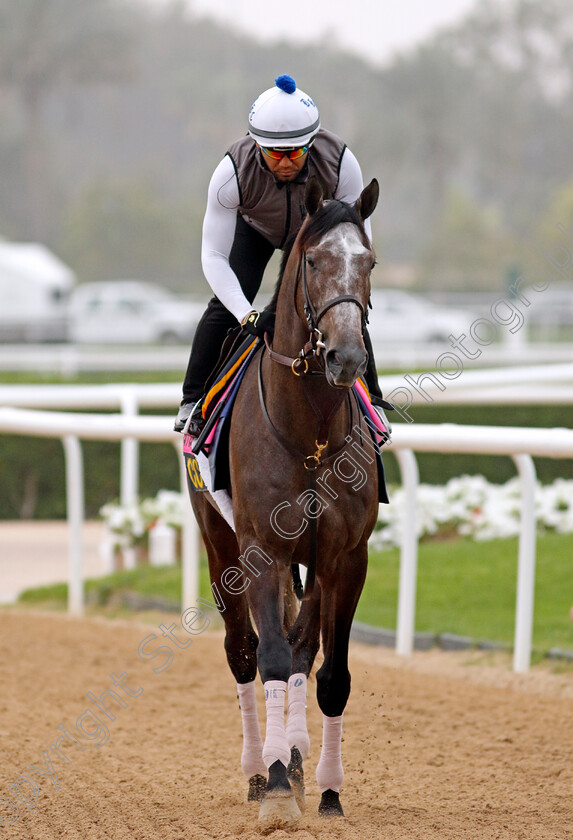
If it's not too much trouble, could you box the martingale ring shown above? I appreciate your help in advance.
[292,358,309,376]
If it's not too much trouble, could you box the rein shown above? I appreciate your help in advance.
[259,246,367,600]
[257,349,358,600]
[262,245,370,465]
[260,243,372,601]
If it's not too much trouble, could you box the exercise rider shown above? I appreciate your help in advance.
[174,74,390,435]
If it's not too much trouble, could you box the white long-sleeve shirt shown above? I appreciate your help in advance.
[201,147,372,323]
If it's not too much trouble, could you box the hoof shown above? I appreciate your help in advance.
[248,774,266,802]
[258,788,301,827]
[287,746,305,810]
[318,789,344,817]
[258,759,301,827]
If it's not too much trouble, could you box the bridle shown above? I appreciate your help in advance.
[301,250,369,341]
[258,235,375,600]
[265,246,372,376]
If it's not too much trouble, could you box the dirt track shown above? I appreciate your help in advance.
[1,610,572,840]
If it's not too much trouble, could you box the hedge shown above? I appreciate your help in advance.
[0,403,571,520]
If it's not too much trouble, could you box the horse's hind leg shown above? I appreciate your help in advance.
[195,501,266,799]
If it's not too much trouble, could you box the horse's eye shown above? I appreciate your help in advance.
[370,260,377,272]
[306,256,315,269]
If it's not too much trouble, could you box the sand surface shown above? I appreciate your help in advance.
[0,522,106,604]
[0,611,572,840]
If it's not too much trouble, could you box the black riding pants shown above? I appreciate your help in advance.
[183,214,274,401]
[182,213,382,402]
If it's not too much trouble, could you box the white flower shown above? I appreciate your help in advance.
[100,491,184,547]
[370,476,573,550]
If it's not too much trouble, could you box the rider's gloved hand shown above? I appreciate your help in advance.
[240,309,275,338]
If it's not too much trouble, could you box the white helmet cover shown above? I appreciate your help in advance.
[248,75,321,148]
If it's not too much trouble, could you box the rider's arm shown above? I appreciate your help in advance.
[201,156,254,323]
[335,147,373,242]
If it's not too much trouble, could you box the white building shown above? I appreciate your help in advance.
[0,241,76,342]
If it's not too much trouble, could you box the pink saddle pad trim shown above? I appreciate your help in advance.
[354,379,388,437]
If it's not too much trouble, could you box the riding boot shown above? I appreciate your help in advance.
[174,399,204,434]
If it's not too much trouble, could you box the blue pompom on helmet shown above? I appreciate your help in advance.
[248,75,320,148]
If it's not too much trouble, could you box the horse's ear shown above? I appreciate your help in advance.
[305,176,324,216]
[355,178,379,221]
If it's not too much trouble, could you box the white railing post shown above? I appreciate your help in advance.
[176,443,200,611]
[62,435,85,616]
[120,389,140,571]
[120,388,139,507]
[512,453,538,673]
[394,448,420,656]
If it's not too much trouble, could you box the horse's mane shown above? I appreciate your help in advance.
[265,199,367,315]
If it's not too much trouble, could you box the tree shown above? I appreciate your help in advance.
[534,179,573,283]
[0,0,137,239]
[60,178,200,285]
[418,189,516,290]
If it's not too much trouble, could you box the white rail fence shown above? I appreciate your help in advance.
[2,402,573,673]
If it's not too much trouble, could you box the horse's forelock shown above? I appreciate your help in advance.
[265,201,368,315]
[302,200,366,250]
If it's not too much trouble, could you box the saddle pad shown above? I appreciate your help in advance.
[354,378,390,444]
[351,385,390,504]
[202,335,259,420]
[191,338,261,458]
[183,434,235,530]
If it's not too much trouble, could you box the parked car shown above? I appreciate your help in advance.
[368,289,476,343]
[68,281,204,345]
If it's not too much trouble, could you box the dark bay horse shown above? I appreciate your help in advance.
[189,176,381,826]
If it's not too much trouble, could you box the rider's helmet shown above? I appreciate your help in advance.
[248,75,321,148]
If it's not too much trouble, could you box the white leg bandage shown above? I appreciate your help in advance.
[262,680,291,769]
[286,673,310,760]
[237,681,266,779]
[316,714,344,793]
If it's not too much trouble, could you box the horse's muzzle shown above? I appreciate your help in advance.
[325,344,367,387]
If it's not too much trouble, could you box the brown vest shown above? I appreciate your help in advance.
[226,129,346,249]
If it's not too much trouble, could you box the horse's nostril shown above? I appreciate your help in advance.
[325,344,367,386]
[326,350,343,374]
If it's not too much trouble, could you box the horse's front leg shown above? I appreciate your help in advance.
[284,583,322,809]
[315,545,368,818]
[244,550,301,826]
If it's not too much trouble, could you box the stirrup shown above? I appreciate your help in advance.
[174,399,203,434]
[182,400,205,436]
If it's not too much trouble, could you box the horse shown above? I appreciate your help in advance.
[188,176,381,826]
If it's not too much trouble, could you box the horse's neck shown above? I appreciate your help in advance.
[266,264,350,450]
[271,270,308,369]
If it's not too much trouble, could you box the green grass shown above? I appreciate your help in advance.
[16,532,573,654]
[356,531,573,652]
[18,562,212,612]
